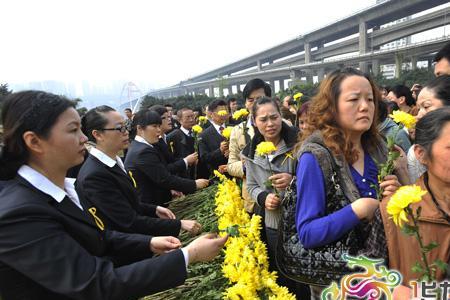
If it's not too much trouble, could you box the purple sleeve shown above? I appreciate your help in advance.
[295,153,360,249]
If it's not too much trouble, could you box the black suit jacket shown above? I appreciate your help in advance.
[198,125,228,176]
[124,140,196,207]
[152,138,186,176]
[0,176,186,300]
[76,154,181,236]
[167,129,195,179]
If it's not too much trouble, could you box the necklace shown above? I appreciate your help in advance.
[424,173,450,224]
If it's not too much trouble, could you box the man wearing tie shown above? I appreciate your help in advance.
[167,108,197,179]
[198,99,229,177]
[149,105,198,177]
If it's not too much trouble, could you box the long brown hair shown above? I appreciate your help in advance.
[295,68,382,164]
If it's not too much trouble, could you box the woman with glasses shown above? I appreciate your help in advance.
[125,110,209,207]
[0,91,227,299]
[76,106,202,237]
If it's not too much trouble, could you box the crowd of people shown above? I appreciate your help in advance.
[0,42,449,300]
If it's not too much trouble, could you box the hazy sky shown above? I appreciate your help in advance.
[1,0,379,90]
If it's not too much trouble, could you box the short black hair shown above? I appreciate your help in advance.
[424,75,450,107]
[149,104,168,116]
[242,78,272,100]
[164,104,173,108]
[208,99,228,112]
[81,106,116,142]
[390,85,415,106]
[433,42,450,63]
[124,108,132,113]
[378,100,389,123]
[133,110,162,129]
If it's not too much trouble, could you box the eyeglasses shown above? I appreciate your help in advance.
[101,125,128,133]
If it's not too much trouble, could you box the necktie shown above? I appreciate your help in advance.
[219,126,224,134]
[188,129,193,137]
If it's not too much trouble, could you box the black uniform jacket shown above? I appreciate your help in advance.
[0,176,186,300]
[76,154,181,236]
[124,140,196,207]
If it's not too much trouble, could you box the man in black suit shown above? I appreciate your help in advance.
[150,105,198,178]
[198,99,230,177]
[167,108,197,179]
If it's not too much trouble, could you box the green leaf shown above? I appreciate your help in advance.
[225,224,240,237]
[401,224,417,236]
[411,261,424,274]
[422,241,439,253]
[264,179,273,189]
[433,259,448,272]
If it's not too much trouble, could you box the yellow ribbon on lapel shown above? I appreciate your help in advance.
[169,141,174,153]
[128,171,137,188]
[88,207,105,231]
[281,152,294,166]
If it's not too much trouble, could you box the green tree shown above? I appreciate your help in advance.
[0,83,13,122]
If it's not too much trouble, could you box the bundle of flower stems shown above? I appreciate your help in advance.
[144,184,227,300]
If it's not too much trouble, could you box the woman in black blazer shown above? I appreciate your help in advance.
[76,106,201,237]
[125,110,209,207]
[0,91,227,300]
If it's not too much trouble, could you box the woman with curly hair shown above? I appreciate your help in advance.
[293,68,406,297]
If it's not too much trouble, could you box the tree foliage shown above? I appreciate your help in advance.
[373,68,435,88]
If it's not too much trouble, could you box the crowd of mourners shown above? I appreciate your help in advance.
[0,42,449,300]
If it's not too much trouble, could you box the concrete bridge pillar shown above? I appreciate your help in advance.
[411,56,418,71]
[257,60,262,71]
[395,53,403,79]
[279,79,285,92]
[359,19,369,73]
[317,68,325,82]
[208,86,214,98]
[304,42,311,64]
[236,84,241,93]
[371,59,380,76]
[228,86,234,95]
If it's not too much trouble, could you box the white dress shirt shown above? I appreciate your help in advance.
[18,165,84,210]
[90,147,127,174]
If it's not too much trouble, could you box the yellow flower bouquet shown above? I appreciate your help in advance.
[255,141,278,194]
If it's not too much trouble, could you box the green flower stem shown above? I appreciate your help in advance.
[265,156,279,197]
[407,207,433,281]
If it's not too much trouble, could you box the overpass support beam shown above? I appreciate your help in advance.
[317,68,325,82]
[304,42,311,64]
[359,19,369,73]
[411,56,418,71]
[279,79,285,92]
[372,59,380,76]
[257,60,262,71]
[395,53,403,79]
[290,70,302,86]
[208,86,214,98]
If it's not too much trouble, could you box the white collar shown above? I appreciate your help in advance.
[135,135,153,147]
[211,121,224,135]
[180,126,191,136]
[90,147,126,173]
[18,165,83,210]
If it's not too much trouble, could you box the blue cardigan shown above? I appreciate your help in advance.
[295,152,378,249]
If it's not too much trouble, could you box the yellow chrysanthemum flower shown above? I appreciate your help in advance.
[390,110,417,130]
[293,92,303,100]
[255,141,277,156]
[217,110,228,116]
[387,185,427,227]
[232,108,249,120]
[222,126,233,139]
[192,124,203,134]
[198,116,208,125]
